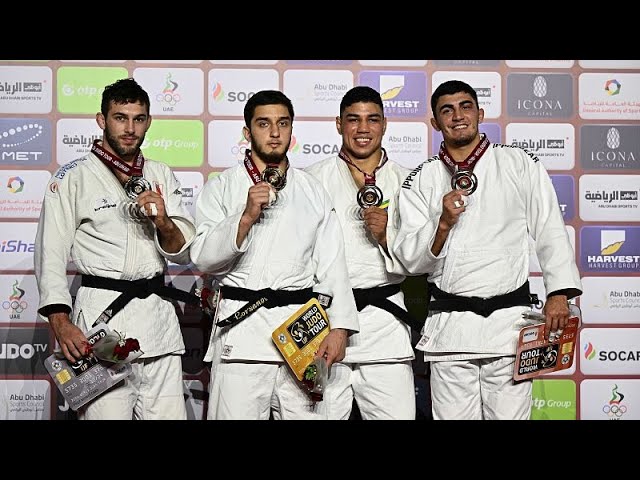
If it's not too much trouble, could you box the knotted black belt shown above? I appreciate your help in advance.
[427,281,539,318]
[82,274,199,327]
[352,284,423,333]
[217,285,332,329]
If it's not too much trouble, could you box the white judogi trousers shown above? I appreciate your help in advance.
[430,356,532,420]
[79,354,187,420]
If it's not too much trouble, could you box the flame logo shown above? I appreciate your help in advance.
[212,82,224,101]
[288,135,300,153]
[583,342,596,360]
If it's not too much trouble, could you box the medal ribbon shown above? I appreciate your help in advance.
[242,149,289,186]
[243,149,262,185]
[438,133,489,177]
[91,139,145,177]
[338,147,389,186]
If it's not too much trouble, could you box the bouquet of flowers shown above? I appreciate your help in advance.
[90,329,143,364]
[301,357,328,402]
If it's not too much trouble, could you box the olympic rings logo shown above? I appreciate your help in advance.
[156,92,181,106]
[2,299,28,314]
[602,404,627,418]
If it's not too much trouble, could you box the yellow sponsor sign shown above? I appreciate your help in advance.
[272,298,330,381]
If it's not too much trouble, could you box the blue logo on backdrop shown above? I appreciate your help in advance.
[359,71,427,118]
[0,118,52,166]
[580,226,640,272]
[550,175,575,221]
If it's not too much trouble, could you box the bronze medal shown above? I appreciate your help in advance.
[357,184,383,208]
[451,169,478,195]
[338,148,390,210]
[439,133,489,196]
[261,166,287,191]
[124,176,152,200]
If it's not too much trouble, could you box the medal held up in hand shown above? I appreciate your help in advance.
[357,182,383,208]
[261,165,287,191]
[242,150,289,208]
[91,139,150,201]
[124,176,152,200]
[439,133,490,196]
[450,167,478,195]
[338,147,389,210]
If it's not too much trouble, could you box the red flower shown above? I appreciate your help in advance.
[111,337,141,360]
[199,288,212,310]
[124,338,140,352]
[113,343,129,360]
[91,329,142,363]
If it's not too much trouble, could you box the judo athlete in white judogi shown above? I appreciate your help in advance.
[393,80,582,420]
[35,78,196,420]
[306,86,417,420]
[190,90,359,420]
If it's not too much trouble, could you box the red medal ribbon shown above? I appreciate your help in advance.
[438,133,489,177]
[338,148,389,186]
[91,139,145,177]
[242,149,263,185]
[242,149,288,186]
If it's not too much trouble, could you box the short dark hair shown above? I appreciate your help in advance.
[243,90,294,127]
[101,78,150,116]
[339,85,384,117]
[430,80,478,114]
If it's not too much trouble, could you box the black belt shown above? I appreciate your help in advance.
[427,281,539,318]
[82,274,199,327]
[217,285,331,329]
[352,284,423,333]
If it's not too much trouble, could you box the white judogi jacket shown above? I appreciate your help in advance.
[35,152,196,357]
[305,155,414,363]
[393,143,582,361]
[190,165,359,363]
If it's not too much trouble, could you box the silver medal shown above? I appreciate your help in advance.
[124,176,152,200]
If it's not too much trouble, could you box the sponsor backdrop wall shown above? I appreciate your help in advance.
[0,60,638,421]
